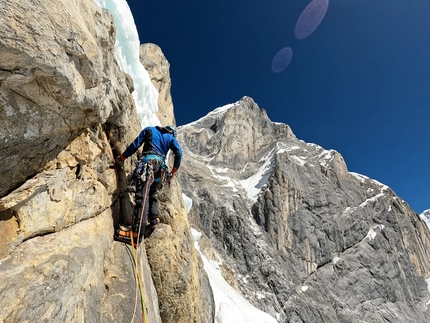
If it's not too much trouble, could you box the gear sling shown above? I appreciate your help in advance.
[133,153,166,234]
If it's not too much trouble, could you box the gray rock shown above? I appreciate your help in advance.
[178,97,430,322]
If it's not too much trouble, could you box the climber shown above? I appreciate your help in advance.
[114,125,182,245]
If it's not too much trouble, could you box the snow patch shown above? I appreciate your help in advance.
[182,193,193,214]
[350,172,390,192]
[239,155,273,201]
[208,103,237,116]
[207,165,239,192]
[350,172,367,183]
[290,155,307,167]
[426,278,430,308]
[191,229,278,323]
[318,149,336,167]
[256,292,266,300]
[359,193,385,208]
[366,225,385,241]
[191,228,202,244]
[332,256,341,265]
[182,103,238,128]
[366,229,377,241]
[420,209,430,229]
[348,173,391,209]
[285,145,301,152]
[239,274,250,284]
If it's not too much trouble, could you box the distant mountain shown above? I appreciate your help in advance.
[421,209,430,228]
[177,97,430,322]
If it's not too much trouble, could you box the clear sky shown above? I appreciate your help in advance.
[126,0,429,214]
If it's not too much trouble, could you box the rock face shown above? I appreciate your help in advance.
[139,42,214,322]
[0,1,213,322]
[420,209,430,228]
[140,43,175,126]
[2,0,429,322]
[145,179,215,323]
[178,97,430,322]
[0,0,137,197]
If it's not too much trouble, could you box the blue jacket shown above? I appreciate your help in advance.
[122,126,182,169]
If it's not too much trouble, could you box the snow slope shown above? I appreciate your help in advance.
[191,228,278,323]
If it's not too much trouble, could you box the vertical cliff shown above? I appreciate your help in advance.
[139,43,176,127]
[0,1,213,322]
[178,97,430,322]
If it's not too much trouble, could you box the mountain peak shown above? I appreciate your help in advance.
[179,97,295,168]
[178,97,430,322]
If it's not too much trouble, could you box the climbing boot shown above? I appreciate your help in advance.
[114,228,142,247]
[150,217,160,229]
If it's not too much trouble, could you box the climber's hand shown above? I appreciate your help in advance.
[115,155,125,165]
[166,167,178,185]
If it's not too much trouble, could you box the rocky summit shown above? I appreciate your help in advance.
[178,97,430,322]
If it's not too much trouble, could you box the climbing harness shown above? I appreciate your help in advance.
[134,158,156,243]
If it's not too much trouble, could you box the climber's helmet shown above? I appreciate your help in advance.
[165,125,177,138]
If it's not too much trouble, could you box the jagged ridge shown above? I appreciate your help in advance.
[178,96,430,322]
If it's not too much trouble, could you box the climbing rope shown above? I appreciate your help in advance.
[129,161,154,323]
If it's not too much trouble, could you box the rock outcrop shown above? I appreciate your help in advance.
[178,97,430,322]
[138,37,214,323]
[0,1,213,322]
[0,0,137,198]
[140,43,176,126]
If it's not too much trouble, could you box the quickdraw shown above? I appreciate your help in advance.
[135,154,170,185]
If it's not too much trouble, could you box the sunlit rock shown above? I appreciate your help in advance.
[140,43,176,126]
[178,96,430,322]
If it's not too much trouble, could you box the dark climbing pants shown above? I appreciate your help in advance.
[133,159,163,232]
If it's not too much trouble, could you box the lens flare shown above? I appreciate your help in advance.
[295,0,329,39]
[272,47,293,73]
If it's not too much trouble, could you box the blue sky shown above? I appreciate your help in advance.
[127,0,429,214]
